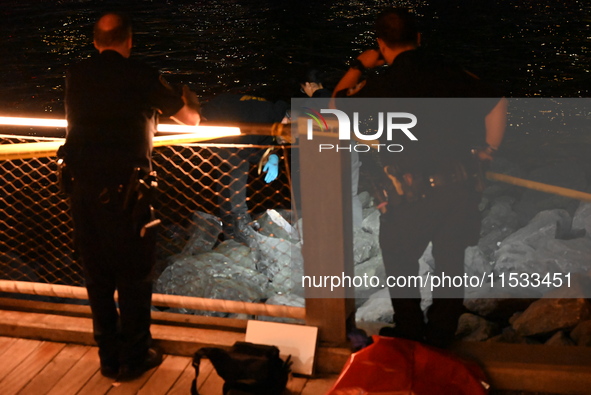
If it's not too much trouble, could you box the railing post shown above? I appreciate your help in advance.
[299,120,356,345]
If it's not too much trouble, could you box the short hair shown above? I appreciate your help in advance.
[299,68,325,85]
[375,8,418,48]
[93,13,132,47]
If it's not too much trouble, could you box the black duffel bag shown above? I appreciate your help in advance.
[191,341,292,395]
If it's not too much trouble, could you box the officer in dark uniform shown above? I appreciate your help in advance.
[200,93,288,242]
[333,8,506,347]
[62,12,200,380]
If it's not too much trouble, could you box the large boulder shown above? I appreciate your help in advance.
[156,252,271,315]
[511,298,591,337]
[181,211,222,255]
[494,209,572,277]
[572,201,591,238]
[513,161,587,225]
[456,313,500,342]
[355,289,394,323]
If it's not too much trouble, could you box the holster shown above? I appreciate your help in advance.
[56,145,73,195]
[382,157,485,211]
[123,168,161,237]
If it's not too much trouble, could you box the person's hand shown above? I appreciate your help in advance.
[357,49,386,69]
[263,154,279,183]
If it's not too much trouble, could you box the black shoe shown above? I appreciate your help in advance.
[379,326,424,343]
[100,364,119,379]
[347,328,373,352]
[117,348,163,381]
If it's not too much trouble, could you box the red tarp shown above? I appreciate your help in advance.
[326,336,489,395]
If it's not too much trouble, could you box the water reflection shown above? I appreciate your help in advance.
[1,0,591,115]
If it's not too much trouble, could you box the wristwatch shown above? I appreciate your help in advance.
[349,58,366,73]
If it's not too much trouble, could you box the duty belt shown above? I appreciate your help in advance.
[383,161,474,203]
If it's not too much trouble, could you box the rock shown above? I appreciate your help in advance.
[257,209,296,242]
[456,313,500,342]
[213,239,257,271]
[354,255,386,299]
[513,161,586,225]
[572,201,591,238]
[487,327,540,344]
[478,196,519,258]
[544,331,575,346]
[494,209,573,276]
[249,231,303,294]
[570,320,591,346]
[181,211,222,255]
[360,208,380,235]
[534,238,591,275]
[355,289,394,323]
[480,196,520,238]
[464,296,537,323]
[464,246,493,277]
[353,227,381,265]
[156,253,271,315]
[511,298,591,337]
[358,191,373,209]
[545,273,591,298]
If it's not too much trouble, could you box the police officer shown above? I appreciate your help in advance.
[333,8,506,347]
[62,12,200,379]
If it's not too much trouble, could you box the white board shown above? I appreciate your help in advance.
[245,320,318,376]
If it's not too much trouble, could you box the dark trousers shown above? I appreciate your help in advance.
[379,183,481,346]
[215,148,263,238]
[69,179,156,367]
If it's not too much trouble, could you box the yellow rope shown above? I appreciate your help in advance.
[486,171,591,202]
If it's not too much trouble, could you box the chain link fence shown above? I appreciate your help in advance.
[1,132,300,317]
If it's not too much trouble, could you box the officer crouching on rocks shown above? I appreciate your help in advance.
[332,7,507,348]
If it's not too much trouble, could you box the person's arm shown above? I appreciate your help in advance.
[331,49,385,97]
[478,97,507,161]
[170,85,201,126]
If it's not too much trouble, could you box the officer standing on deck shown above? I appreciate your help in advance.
[61,12,200,380]
[333,8,506,348]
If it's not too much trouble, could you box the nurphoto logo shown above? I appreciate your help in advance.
[304,108,418,152]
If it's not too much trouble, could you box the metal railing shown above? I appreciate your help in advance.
[0,132,299,318]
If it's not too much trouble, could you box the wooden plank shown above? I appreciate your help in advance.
[78,369,119,395]
[47,346,100,395]
[0,341,65,395]
[450,341,591,393]
[196,368,224,395]
[0,309,94,345]
[284,375,308,394]
[167,358,214,395]
[0,338,41,382]
[137,355,191,395]
[105,358,160,395]
[0,336,18,358]
[18,344,89,395]
[0,297,248,331]
[299,374,339,395]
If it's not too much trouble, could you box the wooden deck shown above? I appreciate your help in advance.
[0,337,338,395]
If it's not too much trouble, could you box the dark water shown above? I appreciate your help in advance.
[1,0,591,164]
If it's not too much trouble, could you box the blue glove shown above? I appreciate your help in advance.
[263,154,279,183]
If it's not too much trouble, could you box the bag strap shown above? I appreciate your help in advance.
[191,349,206,395]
